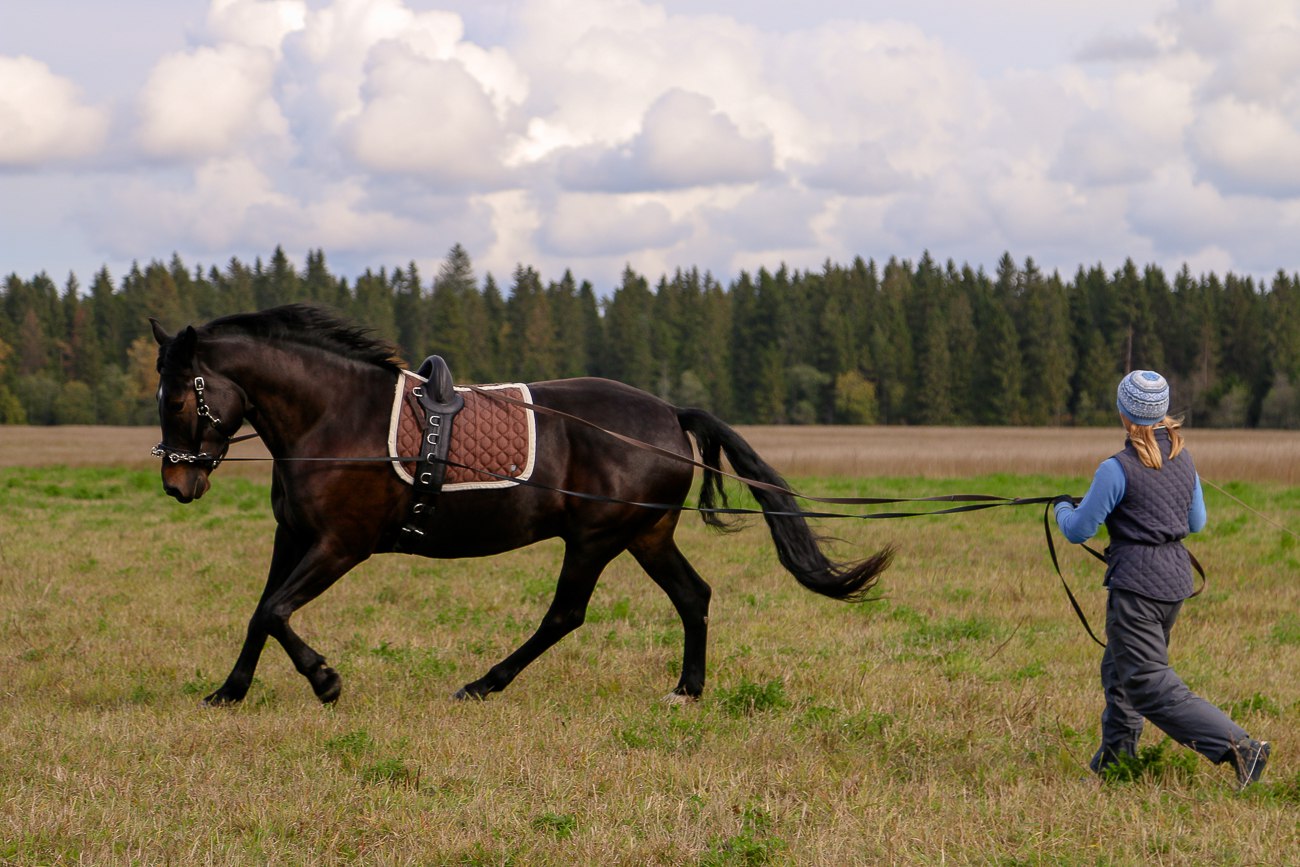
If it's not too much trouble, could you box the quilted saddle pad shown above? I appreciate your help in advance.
[388,370,536,491]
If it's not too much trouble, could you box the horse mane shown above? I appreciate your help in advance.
[199,304,404,372]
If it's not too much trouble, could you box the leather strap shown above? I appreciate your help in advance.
[395,356,464,550]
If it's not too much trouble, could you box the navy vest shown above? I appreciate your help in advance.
[1103,428,1197,601]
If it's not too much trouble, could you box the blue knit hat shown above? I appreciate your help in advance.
[1116,370,1170,425]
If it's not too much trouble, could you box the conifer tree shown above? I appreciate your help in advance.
[908,252,954,424]
[945,264,980,424]
[1017,259,1073,424]
[303,249,344,307]
[508,265,557,382]
[602,267,655,391]
[869,258,915,424]
[1218,273,1270,424]
[351,267,397,342]
[479,273,507,381]
[429,246,479,375]
[694,272,733,415]
[393,261,428,364]
[548,270,591,379]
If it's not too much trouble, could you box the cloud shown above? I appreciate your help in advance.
[1074,30,1163,64]
[206,0,307,58]
[136,44,291,160]
[93,157,294,252]
[536,192,689,257]
[1127,165,1272,251]
[791,142,907,196]
[767,20,989,179]
[0,56,109,166]
[554,89,773,192]
[1164,0,1300,104]
[344,42,513,187]
[1158,0,1300,198]
[1187,99,1300,197]
[296,0,526,124]
[10,0,1300,288]
[706,182,823,250]
[88,156,482,272]
[881,170,999,253]
[1052,68,1194,187]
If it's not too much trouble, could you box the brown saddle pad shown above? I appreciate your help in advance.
[388,371,536,490]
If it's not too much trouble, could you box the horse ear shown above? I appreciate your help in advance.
[175,326,198,356]
[150,318,172,346]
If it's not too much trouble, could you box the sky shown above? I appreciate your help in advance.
[3,0,1300,294]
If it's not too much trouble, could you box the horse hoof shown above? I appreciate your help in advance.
[453,685,487,701]
[203,690,243,707]
[312,667,342,704]
[661,691,699,706]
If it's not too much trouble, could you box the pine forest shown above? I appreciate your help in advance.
[2,245,1298,428]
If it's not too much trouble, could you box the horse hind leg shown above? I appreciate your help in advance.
[455,540,620,700]
[629,528,712,702]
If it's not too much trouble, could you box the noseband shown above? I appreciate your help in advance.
[151,376,234,467]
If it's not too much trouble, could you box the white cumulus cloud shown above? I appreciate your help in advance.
[9,0,1300,288]
[0,56,108,166]
[206,0,307,58]
[136,44,291,160]
[1188,99,1300,198]
[555,89,774,192]
[537,193,688,257]
[344,41,515,187]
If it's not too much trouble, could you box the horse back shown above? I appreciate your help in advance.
[523,376,696,495]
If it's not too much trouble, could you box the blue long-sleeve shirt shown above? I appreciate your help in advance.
[1055,457,1207,544]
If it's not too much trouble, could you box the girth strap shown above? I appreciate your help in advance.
[395,355,464,550]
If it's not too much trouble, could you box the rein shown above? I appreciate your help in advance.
[152,377,1206,646]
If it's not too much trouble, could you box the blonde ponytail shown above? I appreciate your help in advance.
[1123,416,1185,469]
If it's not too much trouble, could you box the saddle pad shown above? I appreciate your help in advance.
[389,370,536,491]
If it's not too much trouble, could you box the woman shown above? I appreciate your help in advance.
[1054,370,1269,789]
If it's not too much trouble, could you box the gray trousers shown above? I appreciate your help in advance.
[1090,588,1247,772]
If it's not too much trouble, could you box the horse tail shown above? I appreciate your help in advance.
[676,408,894,602]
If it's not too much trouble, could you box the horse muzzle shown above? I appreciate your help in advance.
[162,464,212,503]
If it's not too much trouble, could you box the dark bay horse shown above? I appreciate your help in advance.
[151,304,893,705]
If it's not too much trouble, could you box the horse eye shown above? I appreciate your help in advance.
[167,401,185,414]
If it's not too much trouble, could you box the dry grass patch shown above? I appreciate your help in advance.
[6,424,1300,485]
[1,428,1297,864]
[738,424,1300,484]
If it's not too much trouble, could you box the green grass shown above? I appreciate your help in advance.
[0,464,1297,864]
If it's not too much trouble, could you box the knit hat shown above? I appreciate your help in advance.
[1116,370,1170,425]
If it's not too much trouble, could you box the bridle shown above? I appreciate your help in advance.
[151,375,254,467]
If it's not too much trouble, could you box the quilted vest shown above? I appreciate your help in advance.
[1103,428,1197,601]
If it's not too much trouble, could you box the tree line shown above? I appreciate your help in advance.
[2,245,1298,428]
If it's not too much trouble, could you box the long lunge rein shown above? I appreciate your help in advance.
[152,371,1187,648]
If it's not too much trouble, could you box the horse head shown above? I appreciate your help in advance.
[150,319,248,503]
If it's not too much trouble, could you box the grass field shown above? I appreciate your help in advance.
[1,426,1298,865]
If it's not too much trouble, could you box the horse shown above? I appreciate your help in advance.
[150,304,894,705]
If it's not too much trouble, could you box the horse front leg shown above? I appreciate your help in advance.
[206,528,358,705]
[205,525,304,705]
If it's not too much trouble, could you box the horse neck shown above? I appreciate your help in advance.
[200,336,396,456]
